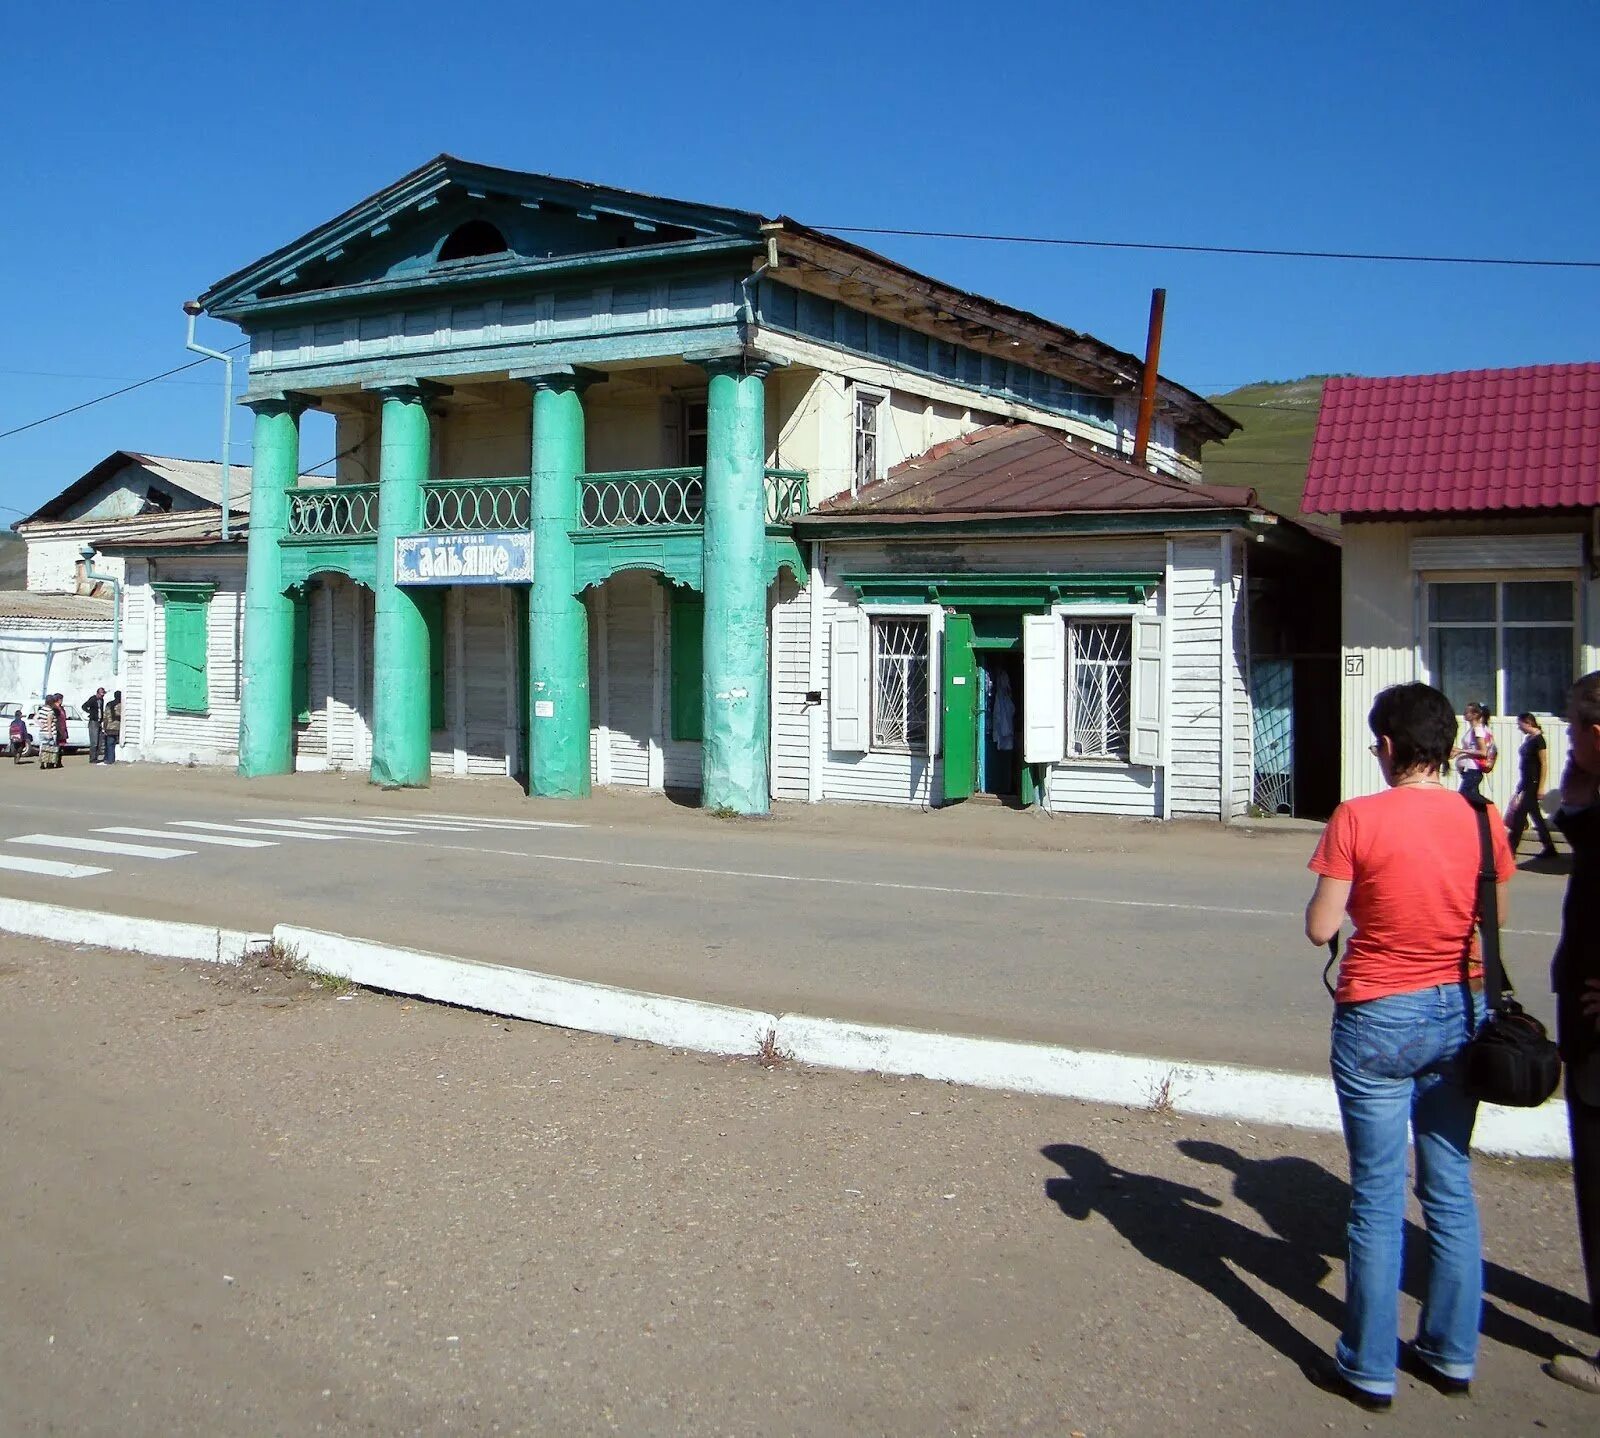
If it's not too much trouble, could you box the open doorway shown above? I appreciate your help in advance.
[976,650,1022,799]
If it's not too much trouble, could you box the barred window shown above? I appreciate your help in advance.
[871,616,928,751]
[1067,620,1131,759]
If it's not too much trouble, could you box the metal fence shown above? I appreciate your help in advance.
[422,479,531,532]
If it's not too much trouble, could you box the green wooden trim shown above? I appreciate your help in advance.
[279,541,378,592]
[798,511,1254,541]
[161,593,211,717]
[839,571,1161,608]
[668,589,704,742]
[150,580,218,603]
[421,591,448,732]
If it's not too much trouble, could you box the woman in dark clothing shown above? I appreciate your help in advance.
[1547,671,1600,1395]
[1506,712,1558,858]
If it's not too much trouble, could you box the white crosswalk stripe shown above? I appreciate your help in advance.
[417,812,586,830]
[259,818,426,835]
[297,815,479,832]
[98,826,276,849]
[0,854,110,879]
[170,821,340,841]
[10,833,195,860]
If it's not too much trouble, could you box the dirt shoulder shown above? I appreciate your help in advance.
[0,936,1591,1437]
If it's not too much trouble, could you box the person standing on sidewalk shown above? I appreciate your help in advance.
[1304,682,1513,1410]
[100,691,121,764]
[1453,701,1497,799]
[82,687,105,765]
[1547,671,1600,1396]
[1506,712,1558,859]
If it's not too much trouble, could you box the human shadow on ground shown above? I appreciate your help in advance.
[1177,1139,1589,1359]
[1041,1143,1337,1370]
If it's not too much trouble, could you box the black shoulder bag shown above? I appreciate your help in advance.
[1459,793,1562,1107]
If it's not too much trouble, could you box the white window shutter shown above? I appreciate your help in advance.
[1129,614,1165,766]
[1022,614,1066,764]
[829,612,870,752]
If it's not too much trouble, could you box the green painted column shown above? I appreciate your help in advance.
[238,396,308,778]
[524,373,591,798]
[370,383,435,788]
[700,359,774,815]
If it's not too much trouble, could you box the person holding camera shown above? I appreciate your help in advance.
[1304,683,1514,1409]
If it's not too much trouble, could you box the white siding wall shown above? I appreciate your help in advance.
[811,536,1207,816]
[1339,516,1600,805]
[1230,543,1253,818]
[131,559,245,766]
[771,571,811,803]
[1166,537,1225,817]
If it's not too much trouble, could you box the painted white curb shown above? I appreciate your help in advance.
[0,895,259,968]
[775,1013,1572,1160]
[274,924,774,1058]
[0,900,1571,1159]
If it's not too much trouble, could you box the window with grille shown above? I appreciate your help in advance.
[871,616,929,751]
[1427,579,1574,714]
[1066,620,1132,759]
[853,391,881,493]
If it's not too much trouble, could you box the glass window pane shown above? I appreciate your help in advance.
[1502,580,1573,623]
[1429,582,1494,622]
[1504,626,1572,714]
[1430,627,1494,714]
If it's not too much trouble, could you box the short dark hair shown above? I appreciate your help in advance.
[1369,683,1457,774]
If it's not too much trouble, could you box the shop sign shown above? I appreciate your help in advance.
[395,532,531,585]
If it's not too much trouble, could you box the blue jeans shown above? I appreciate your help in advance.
[1330,983,1486,1394]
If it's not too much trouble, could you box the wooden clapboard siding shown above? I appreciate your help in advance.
[461,586,511,775]
[1046,762,1162,816]
[144,559,243,763]
[1166,538,1224,816]
[604,571,655,787]
[771,570,810,802]
[1230,550,1253,818]
[323,576,364,768]
[298,581,332,760]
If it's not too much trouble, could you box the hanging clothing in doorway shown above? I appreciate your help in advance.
[991,669,1016,753]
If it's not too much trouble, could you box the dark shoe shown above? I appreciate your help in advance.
[1305,1352,1393,1411]
[1399,1341,1471,1396]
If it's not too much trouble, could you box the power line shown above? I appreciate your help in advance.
[816,225,1600,271]
[0,342,249,443]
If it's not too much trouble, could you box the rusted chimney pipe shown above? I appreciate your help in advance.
[1131,287,1166,469]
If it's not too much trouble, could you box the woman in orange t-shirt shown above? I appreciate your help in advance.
[1302,683,1514,1410]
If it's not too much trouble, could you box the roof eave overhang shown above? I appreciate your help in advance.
[769,220,1238,442]
[796,508,1261,540]
[1313,501,1600,523]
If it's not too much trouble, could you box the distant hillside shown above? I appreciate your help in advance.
[0,532,23,590]
[1202,376,1329,521]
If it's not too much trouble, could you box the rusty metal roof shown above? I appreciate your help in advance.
[799,424,1259,526]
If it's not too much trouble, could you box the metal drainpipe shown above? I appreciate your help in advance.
[183,301,234,541]
[80,545,121,675]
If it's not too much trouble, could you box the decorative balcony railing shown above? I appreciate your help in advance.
[285,483,380,540]
[580,468,704,528]
[578,468,810,530]
[764,468,809,524]
[422,478,532,533]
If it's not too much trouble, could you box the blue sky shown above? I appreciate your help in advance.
[2,0,1596,518]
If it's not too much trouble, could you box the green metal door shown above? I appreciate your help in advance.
[941,613,977,803]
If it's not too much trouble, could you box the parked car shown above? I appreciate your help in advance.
[0,698,91,753]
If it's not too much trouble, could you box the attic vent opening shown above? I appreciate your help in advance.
[437,220,509,262]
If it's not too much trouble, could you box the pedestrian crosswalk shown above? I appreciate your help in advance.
[0,810,587,884]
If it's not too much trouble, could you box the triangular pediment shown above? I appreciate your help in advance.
[199,156,765,317]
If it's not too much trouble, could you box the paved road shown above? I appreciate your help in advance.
[0,935,1592,1437]
[0,764,1570,1073]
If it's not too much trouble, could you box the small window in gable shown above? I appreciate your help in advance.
[437,220,509,263]
[145,485,173,513]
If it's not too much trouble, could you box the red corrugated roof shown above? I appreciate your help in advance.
[1301,363,1600,516]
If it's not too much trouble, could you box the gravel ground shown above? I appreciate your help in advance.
[0,935,1593,1437]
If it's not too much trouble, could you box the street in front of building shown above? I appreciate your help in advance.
[0,764,1569,1073]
